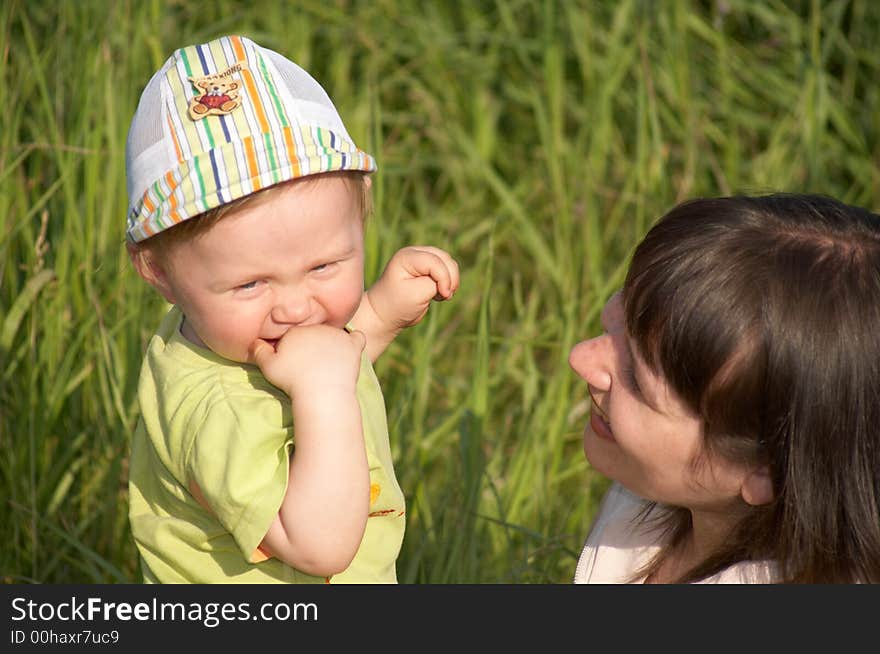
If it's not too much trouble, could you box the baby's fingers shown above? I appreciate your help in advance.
[249,338,275,368]
[405,246,460,299]
[347,328,367,353]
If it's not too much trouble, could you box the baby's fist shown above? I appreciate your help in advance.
[369,246,460,329]
[250,325,365,397]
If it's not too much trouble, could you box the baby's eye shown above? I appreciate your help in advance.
[237,280,259,291]
[311,261,335,273]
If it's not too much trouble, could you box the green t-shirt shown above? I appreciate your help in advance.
[128,306,405,583]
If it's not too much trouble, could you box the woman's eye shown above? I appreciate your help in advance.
[622,365,641,395]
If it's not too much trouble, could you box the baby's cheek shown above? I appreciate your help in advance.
[329,281,364,326]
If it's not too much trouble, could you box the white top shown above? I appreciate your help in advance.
[574,483,776,584]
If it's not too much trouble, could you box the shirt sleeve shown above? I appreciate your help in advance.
[184,383,293,560]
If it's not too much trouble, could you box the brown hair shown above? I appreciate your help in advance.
[623,193,880,583]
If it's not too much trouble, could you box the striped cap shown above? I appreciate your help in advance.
[125,35,376,243]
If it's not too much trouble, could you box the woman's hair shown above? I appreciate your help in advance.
[623,193,880,583]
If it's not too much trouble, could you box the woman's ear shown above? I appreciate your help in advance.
[741,465,774,506]
[127,243,177,304]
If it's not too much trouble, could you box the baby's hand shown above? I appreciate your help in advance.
[250,326,366,398]
[366,246,460,330]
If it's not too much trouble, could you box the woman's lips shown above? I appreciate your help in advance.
[589,410,615,442]
[587,385,615,442]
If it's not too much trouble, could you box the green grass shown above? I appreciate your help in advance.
[2,0,878,584]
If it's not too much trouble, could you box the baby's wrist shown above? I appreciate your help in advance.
[290,386,360,427]
[289,381,357,403]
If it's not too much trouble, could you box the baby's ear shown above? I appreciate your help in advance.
[741,465,774,506]
[127,243,177,304]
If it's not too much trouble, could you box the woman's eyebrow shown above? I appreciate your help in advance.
[624,337,661,411]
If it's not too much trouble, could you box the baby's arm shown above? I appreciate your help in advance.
[352,246,459,361]
[250,326,370,576]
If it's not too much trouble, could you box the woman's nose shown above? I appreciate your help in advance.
[568,336,613,392]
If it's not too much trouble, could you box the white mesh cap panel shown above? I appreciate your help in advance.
[263,49,352,138]
[125,64,174,208]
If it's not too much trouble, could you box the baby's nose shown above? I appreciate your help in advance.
[272,294,311,325]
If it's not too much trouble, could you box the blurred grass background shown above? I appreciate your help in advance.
[2,0,878,584]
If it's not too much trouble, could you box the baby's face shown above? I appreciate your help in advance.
[159,175,365,363]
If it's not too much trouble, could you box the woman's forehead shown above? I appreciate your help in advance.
[601,291,625,334]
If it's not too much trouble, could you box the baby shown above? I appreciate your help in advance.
[125,35,458,583]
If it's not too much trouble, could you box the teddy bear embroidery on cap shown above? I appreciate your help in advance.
[187,62,247,120]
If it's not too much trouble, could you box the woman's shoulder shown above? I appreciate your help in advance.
[697,559,778,584]
[586,483,646,538]
[574,483,660,583]
[576,483,779,584]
